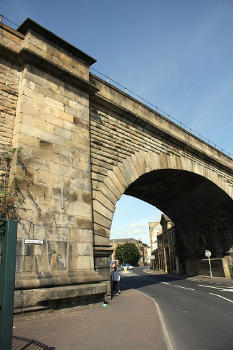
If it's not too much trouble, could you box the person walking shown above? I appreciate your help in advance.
[111,266,121,295]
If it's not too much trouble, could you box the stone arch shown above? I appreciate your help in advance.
[93,150,233,248]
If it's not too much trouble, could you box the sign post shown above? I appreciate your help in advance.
[205,250,212,278]
[0,216,18,350]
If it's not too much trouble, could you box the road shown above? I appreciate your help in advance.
[121,267,233,350]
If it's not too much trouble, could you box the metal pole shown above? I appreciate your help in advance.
[0,219,18,350]
[208,257,213,278]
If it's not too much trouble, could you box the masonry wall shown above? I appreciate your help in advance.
[13,64,96,287]
[0,20,107,310]
[0,59,20,148]
[90,99,233,241]
[0,22,24,149]
[89,77,233,275]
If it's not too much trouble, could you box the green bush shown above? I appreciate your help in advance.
[229,265,233,279]
[0,147,23,219]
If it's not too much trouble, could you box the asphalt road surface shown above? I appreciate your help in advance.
[121,267,233,350]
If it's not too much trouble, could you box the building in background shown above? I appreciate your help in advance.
[152,214,178,273]
[110,238,149,265]
[149,222,161,252]
[152,214,232,278]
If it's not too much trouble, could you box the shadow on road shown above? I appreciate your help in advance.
[120,270,189,291]
[12,335,55,350]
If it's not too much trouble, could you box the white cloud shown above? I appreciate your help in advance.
[110,221,152,245]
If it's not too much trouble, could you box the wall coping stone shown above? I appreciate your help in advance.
[17,18,96,67]
[0,22,24,39]
[0,43,98,95]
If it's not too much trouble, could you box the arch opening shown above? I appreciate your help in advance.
[120,169,233,275]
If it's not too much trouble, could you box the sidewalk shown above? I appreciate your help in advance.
[13,288,168,350]
[143,268,233,285]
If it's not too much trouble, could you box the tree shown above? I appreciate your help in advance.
[115,243,140,266]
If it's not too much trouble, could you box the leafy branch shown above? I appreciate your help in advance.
[0,146,23,220]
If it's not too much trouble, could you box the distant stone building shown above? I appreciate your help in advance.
[149,222,161,252]
[152,214,178,273]
[152,214,232,278]
[110,238,149,265]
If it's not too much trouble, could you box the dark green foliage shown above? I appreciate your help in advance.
[115,243,140,266]
[0,147,23,219]
[229,265,233,279]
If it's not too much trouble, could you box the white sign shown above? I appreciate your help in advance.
[205,250,212,278]
[149,255,155,259]
[25,239,44,245]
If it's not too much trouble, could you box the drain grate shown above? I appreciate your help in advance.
[12,335,55,350]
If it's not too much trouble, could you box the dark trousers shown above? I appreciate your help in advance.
[112,280,120,293]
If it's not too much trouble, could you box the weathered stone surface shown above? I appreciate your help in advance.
[0,59,20,147]
[14,282,107,309]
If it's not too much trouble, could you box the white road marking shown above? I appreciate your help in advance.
[198,284,233,292]
[220,288,233,292]
[174,285,195,291]
[162,282,170,285]
[209,293,233,304]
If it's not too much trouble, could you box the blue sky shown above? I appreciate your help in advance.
[1,0,232,245]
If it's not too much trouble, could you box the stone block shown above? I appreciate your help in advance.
[66,201,92,217]
[93,211,111,230]
[24,256,34,272]
[44,112,64,128]
[95,267,110,280]
[75,217,93,230]
[124,157,139,182]
[17,98,42,119]
[73,116,89,130]
[14,282,107,310]
[76,255,94,270]
[16,132,40,148]
[94,234,111,245]
[72,229,93,243]
[94,222,110,238]
[77,242,93,256]
[95,182,118,205]
[112,165,129,189]
[53,125,72,140]
[64,104,77,117]
[118,161,133,185]
[32,148,59,164]
[104,176,122,200]
[15,255,24,273]
[59,110,73,123]
[67,138,90,152]
[24,68,47,87]
[22,85,44,102]
[93,199,114,220]
[55,241,68,271]
[18,123,66,146]
[93,190,115,212]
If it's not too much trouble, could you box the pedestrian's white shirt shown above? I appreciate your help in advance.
[111,270,120,281]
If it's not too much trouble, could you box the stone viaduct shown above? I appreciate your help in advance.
[0,18,233,310]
